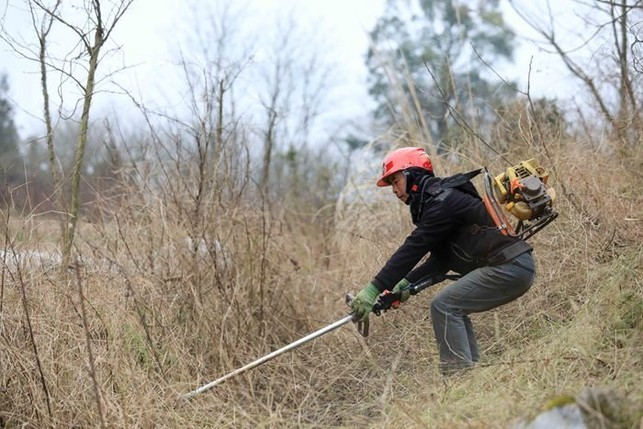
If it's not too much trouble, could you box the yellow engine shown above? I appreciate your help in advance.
[492,159,556,221]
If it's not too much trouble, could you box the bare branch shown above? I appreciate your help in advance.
[509,0,615,124]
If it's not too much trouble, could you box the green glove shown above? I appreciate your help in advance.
[351,282,380,322]
[391,278,411,306]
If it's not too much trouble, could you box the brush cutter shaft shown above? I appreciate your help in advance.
[183,315,354,398]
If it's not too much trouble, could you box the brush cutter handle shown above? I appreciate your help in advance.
[371,274,460,315]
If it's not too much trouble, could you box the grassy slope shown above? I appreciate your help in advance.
[382,247,642,428]
[0,141,641,428]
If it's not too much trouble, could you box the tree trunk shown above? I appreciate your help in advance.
[62,30,103,269]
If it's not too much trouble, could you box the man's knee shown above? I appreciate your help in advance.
[431,294,457,317]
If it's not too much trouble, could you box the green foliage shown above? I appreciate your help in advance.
[614,290,643,332]
[123,323,150,367]
[492,96,569,155]
[604,252,643,347]
[0,73,20,176]
[13,229,26,243]
[367,0,517,149]
[542,394,575,410]
[344,135,369,152]
[122,322,174,370]
[271,144,348,210]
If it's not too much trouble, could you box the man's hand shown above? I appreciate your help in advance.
[391,278,411,306]
[350,283,379,322]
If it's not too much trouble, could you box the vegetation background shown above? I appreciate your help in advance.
[0,0,641,427]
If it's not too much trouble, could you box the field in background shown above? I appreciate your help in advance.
[1,129,642,428]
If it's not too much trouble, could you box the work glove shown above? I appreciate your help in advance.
[391,278,411,307]
[350,282,379,322]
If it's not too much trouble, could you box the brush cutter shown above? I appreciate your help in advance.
[181,274,451,399]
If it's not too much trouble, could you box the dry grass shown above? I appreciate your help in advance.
[1,128,642,428]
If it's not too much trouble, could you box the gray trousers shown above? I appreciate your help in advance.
[430,251,535,373]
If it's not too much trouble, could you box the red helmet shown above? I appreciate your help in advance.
[376,147,433,187]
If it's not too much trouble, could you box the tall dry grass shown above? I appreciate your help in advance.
[1,103,642,428]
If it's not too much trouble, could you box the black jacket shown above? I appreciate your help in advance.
[371,174,532,292]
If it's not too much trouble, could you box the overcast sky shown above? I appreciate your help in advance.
[0,0,575,140]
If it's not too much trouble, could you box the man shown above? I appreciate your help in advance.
[350,146,535,374]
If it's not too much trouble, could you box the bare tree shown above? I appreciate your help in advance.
[509,0,643,151]
[1,0,134,269]
[255,9,335,201]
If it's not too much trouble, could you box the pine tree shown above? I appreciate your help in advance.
[0,73,20,175]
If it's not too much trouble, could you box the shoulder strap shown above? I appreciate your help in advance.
[411,169,484,224]
[439,168,484,189]
[439,168,484,200]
